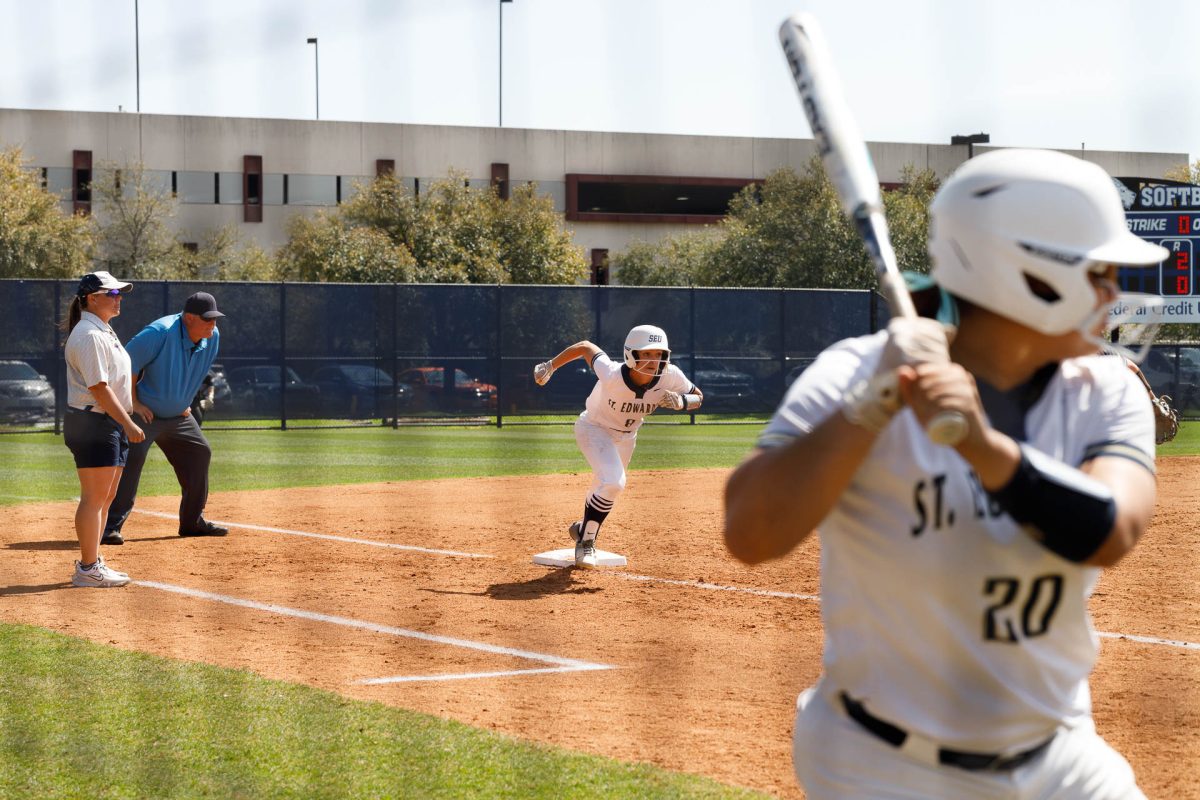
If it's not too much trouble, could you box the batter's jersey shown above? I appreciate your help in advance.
[580,354,695,434]
[760,331,1155,753]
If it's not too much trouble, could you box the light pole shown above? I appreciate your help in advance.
[307,37,319,120]
[950,132,990,159]
[134,0,140,112]
[499,0,512,126]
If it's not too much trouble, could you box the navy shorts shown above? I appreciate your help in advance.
[64,408,129,469]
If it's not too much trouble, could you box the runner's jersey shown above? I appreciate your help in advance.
[759,331,1155,752]
[581,353,694,434]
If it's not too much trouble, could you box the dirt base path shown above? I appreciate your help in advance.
[2,460,1198,798]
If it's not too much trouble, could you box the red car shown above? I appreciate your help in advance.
[397,367,498,411]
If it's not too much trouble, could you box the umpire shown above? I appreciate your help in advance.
[102,292,229,543]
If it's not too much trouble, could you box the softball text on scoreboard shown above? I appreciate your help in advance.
[1116,179,1200,323]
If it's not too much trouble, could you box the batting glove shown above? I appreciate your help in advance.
[878,317,952,372]
[658,390,685,411]
[533,360,556,386]
[843,318,951,433]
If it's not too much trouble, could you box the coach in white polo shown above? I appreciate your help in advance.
[102,292,229,543]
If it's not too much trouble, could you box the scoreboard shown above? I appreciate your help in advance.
[1116,177,1200,322]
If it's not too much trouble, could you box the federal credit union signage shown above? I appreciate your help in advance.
[1114,176,1200,323]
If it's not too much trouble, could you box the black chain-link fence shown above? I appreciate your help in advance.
[0,280,883,431]
[5,279,1196,432]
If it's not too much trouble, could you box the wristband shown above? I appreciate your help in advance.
[988,444,1116,563]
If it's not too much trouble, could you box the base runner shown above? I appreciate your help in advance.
[534,325,702,567]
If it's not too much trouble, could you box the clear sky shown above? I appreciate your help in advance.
[0,0,1195,162]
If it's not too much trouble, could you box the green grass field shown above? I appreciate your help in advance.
[0,624,768,800]
[0,422,764,505]
[0,422,769,799]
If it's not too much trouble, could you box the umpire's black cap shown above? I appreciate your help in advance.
[183,292,226,320]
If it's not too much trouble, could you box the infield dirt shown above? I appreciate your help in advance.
[2,461,1198,798]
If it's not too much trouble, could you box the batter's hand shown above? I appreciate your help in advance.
[658,390,685,411]
[878,317,952,372]
[842,318,952,434]
[533,360,556,386]
[897,362,987,448]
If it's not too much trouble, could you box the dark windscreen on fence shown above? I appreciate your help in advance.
[1,279,899,431]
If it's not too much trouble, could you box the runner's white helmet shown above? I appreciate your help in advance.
[623,325,671,376]
[928,149,1167,336]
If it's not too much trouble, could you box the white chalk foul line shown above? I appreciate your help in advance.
[130,512,1200,651]
[1098,631,1200,651]
[137,580,614,678]
[357,665,608,685]
[131,509,491,559]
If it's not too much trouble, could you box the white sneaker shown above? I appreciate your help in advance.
[574,537,598,569]
[568,520,583,544]
[96,555,129,580]
[72,559,131,588]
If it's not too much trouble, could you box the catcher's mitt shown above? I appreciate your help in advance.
[1153,394,1179,445]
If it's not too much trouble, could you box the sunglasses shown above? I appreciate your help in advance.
[94,289,124,297]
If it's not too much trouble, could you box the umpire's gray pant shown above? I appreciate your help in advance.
[104,412,212,534]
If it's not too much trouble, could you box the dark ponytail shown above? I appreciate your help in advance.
[59,295,86,333]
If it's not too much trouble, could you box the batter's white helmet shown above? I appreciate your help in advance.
[928,149,1167,336]
[623,325,671,376]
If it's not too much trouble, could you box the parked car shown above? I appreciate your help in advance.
[309,364,412,418]
[1141,348,1200,413]
[397,366,497,411]
[689,358,756,411]
[0,360,55,423]
[226,365,321,415]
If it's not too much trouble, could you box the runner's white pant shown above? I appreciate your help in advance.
[793,679,1144,800]
[574,417,637,504]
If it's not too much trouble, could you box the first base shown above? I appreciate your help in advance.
[532,547,627,568]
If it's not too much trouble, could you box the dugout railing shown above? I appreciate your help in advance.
[3,279,1197,433]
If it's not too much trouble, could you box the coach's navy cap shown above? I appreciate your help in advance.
[77,271,132,298]
[183,292,225,320]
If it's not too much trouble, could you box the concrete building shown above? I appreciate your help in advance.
[0,108,1187,281]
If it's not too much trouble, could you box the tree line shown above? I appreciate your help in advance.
[0,146,936,291]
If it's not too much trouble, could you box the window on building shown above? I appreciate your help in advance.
[218,172,243,204]
[176,171,217,204]
[244,155,263,223]
[73,150,92,215]
[263,174,285,206]
[566,174,756,223]
[287,174,338,206]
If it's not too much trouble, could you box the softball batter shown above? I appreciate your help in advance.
[534,325,702,567]
[725,150,1162,798]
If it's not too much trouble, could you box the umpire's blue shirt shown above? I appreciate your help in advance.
[126,314,220,418]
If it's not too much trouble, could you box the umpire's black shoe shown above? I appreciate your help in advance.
[100,530,124,545]
[179,519,229,537]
